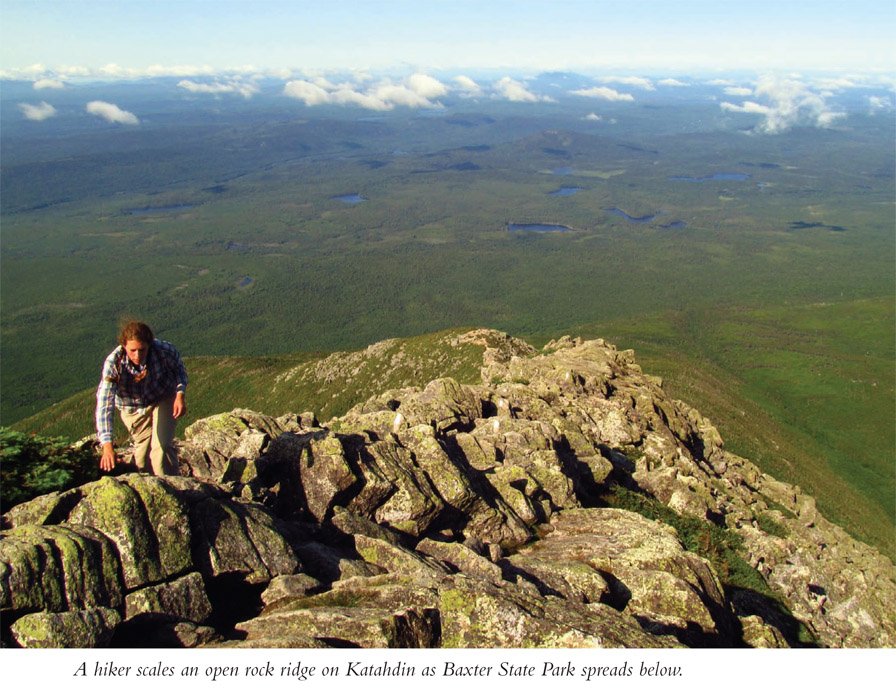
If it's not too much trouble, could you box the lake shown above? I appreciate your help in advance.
[549,187,583,196]
[332,194,367,204]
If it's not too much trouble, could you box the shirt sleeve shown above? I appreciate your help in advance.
[155,339,188,394]
[95,351,118,444]
[175,349,188,394]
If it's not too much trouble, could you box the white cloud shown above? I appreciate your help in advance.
[493,77,551,102]
[178,80,232,95]
[145,64,215,78]
[407,73,447,99]
[289,72,552,107]
[310,75,341,90]
[330,87,392,110]
[345,70,375,85]
[598,76,655,90]
[493,77,535,102]
[86,100,139,125]
[755,75,845,132]
[720,75,846,133]
[371,82,433,109]
[1,64,53,81]
[811,76,857,91]
[721,100,772,115]
[58,65,91,79]
[452,75,483,96]
[33,78,65,90]
[658,78,689,87]
[815,110,846,127]
[282,73,447,110]
[94,62,219,80]
[98,63,131,78]
[267,67,294,80]
[869,95,894,112]
[231,81,262,99]
[21,63,49,78]
[723,86,754,96]
[283,79,332,106]
[571,86,634,102]
[584,112,602,121]
[19,101,57,121]
[178,78,260,98]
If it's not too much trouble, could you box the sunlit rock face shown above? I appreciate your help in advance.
[2,330,894,648]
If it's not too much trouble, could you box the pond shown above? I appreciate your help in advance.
[508,223,573,233]
[549,187,583,196]
[332,194,367,204]
[604,208,663,223]
[790,221,847,232]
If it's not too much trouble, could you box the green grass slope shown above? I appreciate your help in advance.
[11,328,489,443]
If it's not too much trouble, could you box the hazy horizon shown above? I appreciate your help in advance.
[2,0,894,80]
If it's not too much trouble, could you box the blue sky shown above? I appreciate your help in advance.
[1,0,895,80]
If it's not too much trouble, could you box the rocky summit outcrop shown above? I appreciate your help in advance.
[2,330,894,649]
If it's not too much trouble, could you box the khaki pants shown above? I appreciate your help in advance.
[120,394,179,475]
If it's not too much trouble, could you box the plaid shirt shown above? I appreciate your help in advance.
[95,339,188,444]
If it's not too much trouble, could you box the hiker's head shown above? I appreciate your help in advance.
[118,321,154,348]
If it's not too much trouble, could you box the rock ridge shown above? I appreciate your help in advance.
[2,330,894,648]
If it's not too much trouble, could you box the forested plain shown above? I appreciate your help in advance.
[1,75,893,554]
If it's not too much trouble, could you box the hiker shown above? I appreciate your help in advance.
[95,321,188,475]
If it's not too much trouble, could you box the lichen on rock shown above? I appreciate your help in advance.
[2,329,894,649]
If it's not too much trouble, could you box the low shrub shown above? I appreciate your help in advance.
[0,428,101,510]
[603,484,774,597]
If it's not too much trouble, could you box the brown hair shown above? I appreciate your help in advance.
[118,321,154,347]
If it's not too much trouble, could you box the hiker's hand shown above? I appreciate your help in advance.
[100,442,120,472]
[173,392,186,419]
